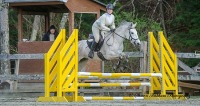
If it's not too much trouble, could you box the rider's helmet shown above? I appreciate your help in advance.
[106,3,114,10]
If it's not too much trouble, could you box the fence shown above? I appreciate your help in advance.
[37,31,185,102]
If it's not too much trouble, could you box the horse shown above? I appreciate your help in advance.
[78,21,141,71]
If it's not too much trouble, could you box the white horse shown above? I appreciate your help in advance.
[78,21,141,71]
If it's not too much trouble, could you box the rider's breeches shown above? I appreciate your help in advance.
[92,24,100,43]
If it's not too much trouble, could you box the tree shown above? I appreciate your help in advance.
[0,0,10,75]
[30,15,41,41]
[169,0,200,67]
[59,13,69,30]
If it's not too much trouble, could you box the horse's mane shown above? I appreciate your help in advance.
[119,20,131,26]
[117,20,134,29]
[105,21,135,35]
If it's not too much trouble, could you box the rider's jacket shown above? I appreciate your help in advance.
[93,13,115,31]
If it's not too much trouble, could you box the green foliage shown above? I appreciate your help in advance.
[9,9,18,53]
[180,58,200,68]
[99,0,115,4]
[74,13,96,40]
[170,0,200,52]
[169,0,200,67]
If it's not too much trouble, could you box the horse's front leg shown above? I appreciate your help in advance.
[119,52,125,59]
[119,52,129,62]
[115,52,129,71]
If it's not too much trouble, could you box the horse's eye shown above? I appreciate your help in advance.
[131,32,134,34]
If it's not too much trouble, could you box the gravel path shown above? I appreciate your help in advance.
[0,96,200,106]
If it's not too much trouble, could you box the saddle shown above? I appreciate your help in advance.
[87,34,104,52]
[87,34,107,61]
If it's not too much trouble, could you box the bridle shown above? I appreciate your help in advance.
[113,28,139,43]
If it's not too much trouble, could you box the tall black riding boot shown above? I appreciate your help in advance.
[88,41,97,58]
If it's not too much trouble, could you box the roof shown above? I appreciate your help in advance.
[92,0,106,6]
[5,0,68,13]
[4,0,67,3]
[5,0,106,13]
[5,0,106,6]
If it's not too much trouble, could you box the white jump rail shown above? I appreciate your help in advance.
[78,72,162,77]
[78,82,151,87]
[83,96,144,100]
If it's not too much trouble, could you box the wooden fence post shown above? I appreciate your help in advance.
[140,41,148,95]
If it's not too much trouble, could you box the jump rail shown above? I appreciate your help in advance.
[83,96,144,100]
[78,72,162,77]
[78,82,151,87]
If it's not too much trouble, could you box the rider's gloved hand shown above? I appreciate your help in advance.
[110,29,115,33]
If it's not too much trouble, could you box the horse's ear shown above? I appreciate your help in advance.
[129,23,133,29]
[132,22,137,28]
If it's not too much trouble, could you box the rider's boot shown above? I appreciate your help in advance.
[88,41,97,58]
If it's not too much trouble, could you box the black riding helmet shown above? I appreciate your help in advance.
[106,3,114,10]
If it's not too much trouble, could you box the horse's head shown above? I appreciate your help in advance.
[125,22,141,46]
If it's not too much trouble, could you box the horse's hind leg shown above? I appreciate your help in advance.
[79,58,88,72]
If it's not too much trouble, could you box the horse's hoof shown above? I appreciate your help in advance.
[113,65,117,70]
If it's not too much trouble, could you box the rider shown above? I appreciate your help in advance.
[88,3,116,58]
